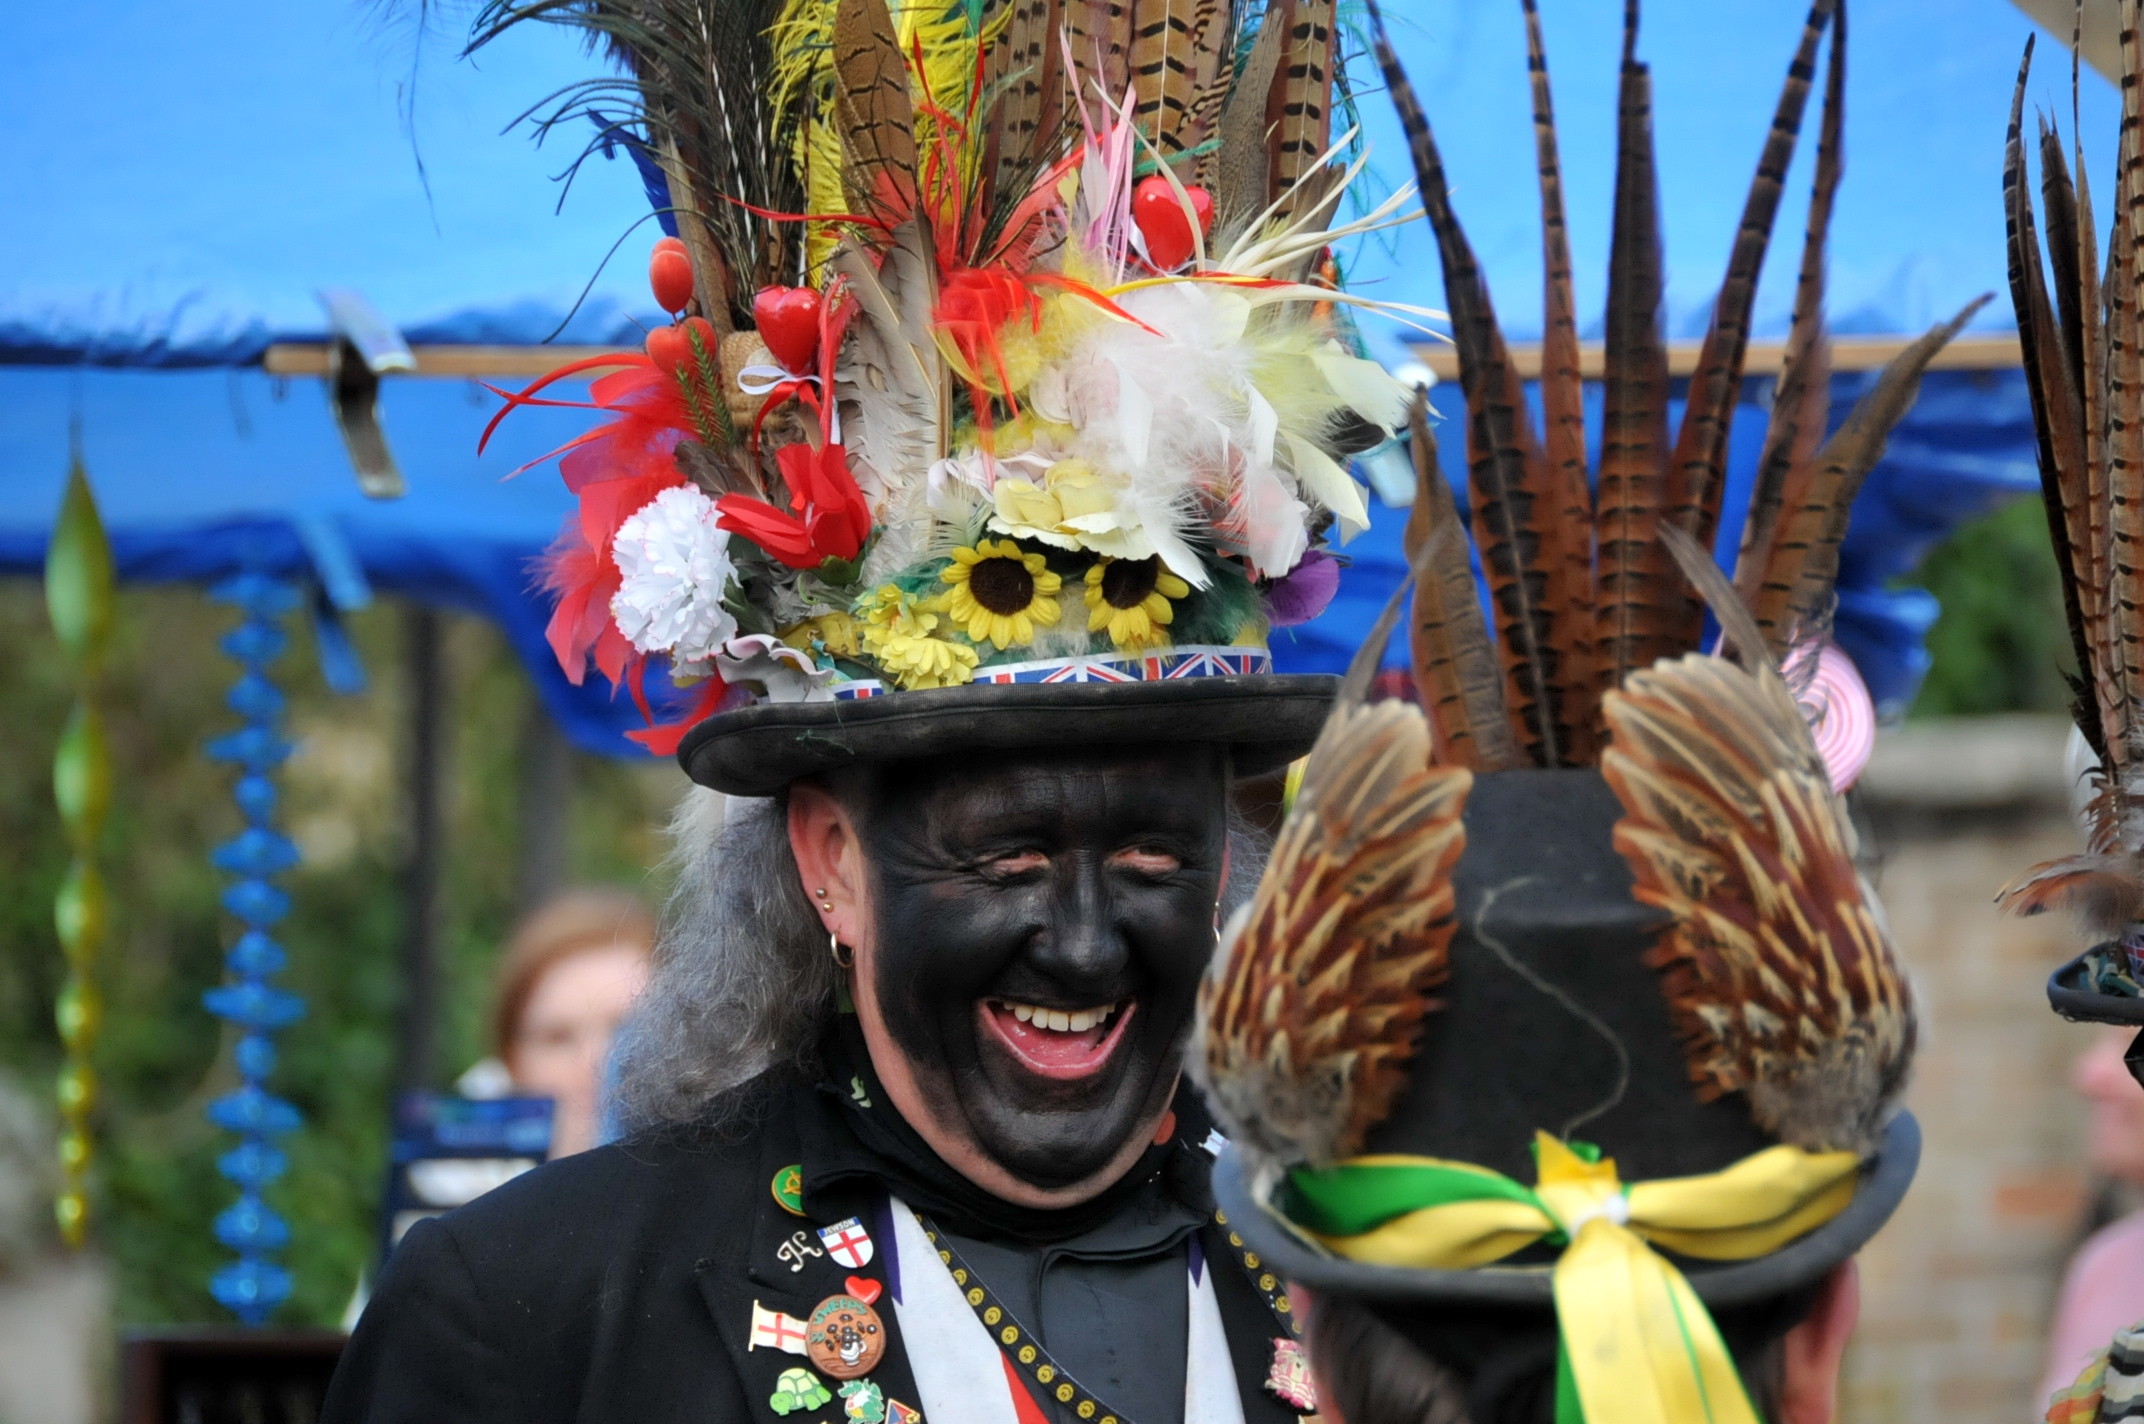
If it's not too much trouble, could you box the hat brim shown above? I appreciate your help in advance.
[677,674,1337,796]
[1213,1110,1920,1310]
[2048,949,2144,1024]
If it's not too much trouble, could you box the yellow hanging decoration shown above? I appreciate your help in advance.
[44,452,116,1248]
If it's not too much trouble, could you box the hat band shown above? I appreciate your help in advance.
[830,644,1272,699]
[1278,1131,1861,1424]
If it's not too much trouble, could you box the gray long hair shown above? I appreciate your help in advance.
[610,785,1271,1135]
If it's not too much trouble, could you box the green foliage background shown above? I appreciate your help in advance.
[0,582,674,1327]
[1905,496,2072,719]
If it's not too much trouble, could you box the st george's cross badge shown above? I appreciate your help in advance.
[818,1216,875,1270]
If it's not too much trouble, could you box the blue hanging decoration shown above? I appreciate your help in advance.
[201,567,308,1325]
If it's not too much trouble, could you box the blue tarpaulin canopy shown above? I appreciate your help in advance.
[0,0,2090,744]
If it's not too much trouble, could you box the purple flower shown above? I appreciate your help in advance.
[1264,549,1340,627]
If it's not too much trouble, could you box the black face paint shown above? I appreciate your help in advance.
[854,745,1230,1189]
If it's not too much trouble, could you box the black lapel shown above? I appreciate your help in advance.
[696,1123,930,1424]
[1200,1219,1301,1424]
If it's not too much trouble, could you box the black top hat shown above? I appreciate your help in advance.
[1194,640,1920,1423]
[1208,766,1918,1312]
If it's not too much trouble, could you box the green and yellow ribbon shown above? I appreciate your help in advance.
[1282,1131,1860,1424]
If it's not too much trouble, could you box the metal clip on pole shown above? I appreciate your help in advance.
[317,288,416,499]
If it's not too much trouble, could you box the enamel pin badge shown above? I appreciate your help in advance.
[1265,1337,1319,1412]
[749,1301,810,1355]
[806,1280,886,1380]
[768,1367,831,1416]
[818,1216,875,1269]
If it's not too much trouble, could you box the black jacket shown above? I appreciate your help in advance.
[323,1077,1300,1424]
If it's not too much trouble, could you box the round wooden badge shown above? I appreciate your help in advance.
[805,1293,886,1380]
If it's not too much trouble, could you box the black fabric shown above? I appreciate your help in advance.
[677,676,1336,796]
[322,1065,1302,1424]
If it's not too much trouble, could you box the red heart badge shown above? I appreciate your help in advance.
[753,286,825,375]
[1131,176,1214,272]
[845,1275,882,1305]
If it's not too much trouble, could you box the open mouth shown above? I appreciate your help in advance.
[978,998,1137,1080]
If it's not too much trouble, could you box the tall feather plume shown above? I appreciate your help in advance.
[985,0,1069,216]
[1369,2,1569,766]
[1520,0,1600,759]
[1660,0,1833,652]
[1733,2,1843,643]
[1128,0,1199,152]
[467,0,804,329]
[1196,662,1472,1169]
[1213,9,1286,241]
[2008,41,2100,751]
[1404,392,1521,772]
[1594,0,1679,698]
[832,0,920,220]
[1262,0,1339,229]
[1604,529,1915,1155]
[1751,298,1989,646]
[1997,7,2144,940]
[1066,0,1135,105]
[1173,0,1234,171]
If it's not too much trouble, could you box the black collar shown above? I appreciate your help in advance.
[796,1016,1218,1243]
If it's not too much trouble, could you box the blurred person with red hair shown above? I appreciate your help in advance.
[470,888,655,1159]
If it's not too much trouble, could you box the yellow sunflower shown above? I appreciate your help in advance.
[936,539,1063,651]
[857,585,979,691]
[1084,556,1190,652]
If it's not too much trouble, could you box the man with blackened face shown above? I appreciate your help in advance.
[327,685,1338,1424]
[320,0,1400,1414]
[793,746,1229,1202]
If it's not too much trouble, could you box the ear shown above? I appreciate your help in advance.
[787,781,870,951]
[1778,1260,1859,1424]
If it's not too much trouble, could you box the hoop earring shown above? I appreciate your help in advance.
[830,932,854,971]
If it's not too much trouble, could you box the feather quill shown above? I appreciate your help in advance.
[1594,0,1678,698]
[1404,393,1521,771]
[1214,8,1288,240]
[1264,0,1339,230]
[1521,0,1600,756]
[1748,298,1987,647]
[1369,2,1567,766]
[833,0,920,219]
[1734,3,1843,644]
[1663,0,1833,651]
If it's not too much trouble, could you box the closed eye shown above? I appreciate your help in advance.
[980,850,1050,881]
[1109,846,1183,878]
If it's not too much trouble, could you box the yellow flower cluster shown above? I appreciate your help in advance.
[859,586,978,691]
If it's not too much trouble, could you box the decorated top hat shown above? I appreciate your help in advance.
[480,0,1449,794]
[1191,1,1948,1419]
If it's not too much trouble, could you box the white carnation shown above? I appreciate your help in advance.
[610,484,739,663]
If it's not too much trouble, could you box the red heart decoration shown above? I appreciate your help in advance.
[754,286,825,375]
[845,1275,882,1305]
[644,323,688,375]
[648,238,695,314]
[1131,176,1213,272]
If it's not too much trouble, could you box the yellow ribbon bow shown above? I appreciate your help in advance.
[1287,1132,1861,1424]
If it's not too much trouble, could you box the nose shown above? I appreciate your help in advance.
[1022,851,1131,991]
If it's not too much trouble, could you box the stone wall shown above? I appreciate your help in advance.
[1842,715,2099,1424]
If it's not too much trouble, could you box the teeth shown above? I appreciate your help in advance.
[999,1000,1118,1033]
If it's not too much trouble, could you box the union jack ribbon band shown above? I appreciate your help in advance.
[830,647,1273,702]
